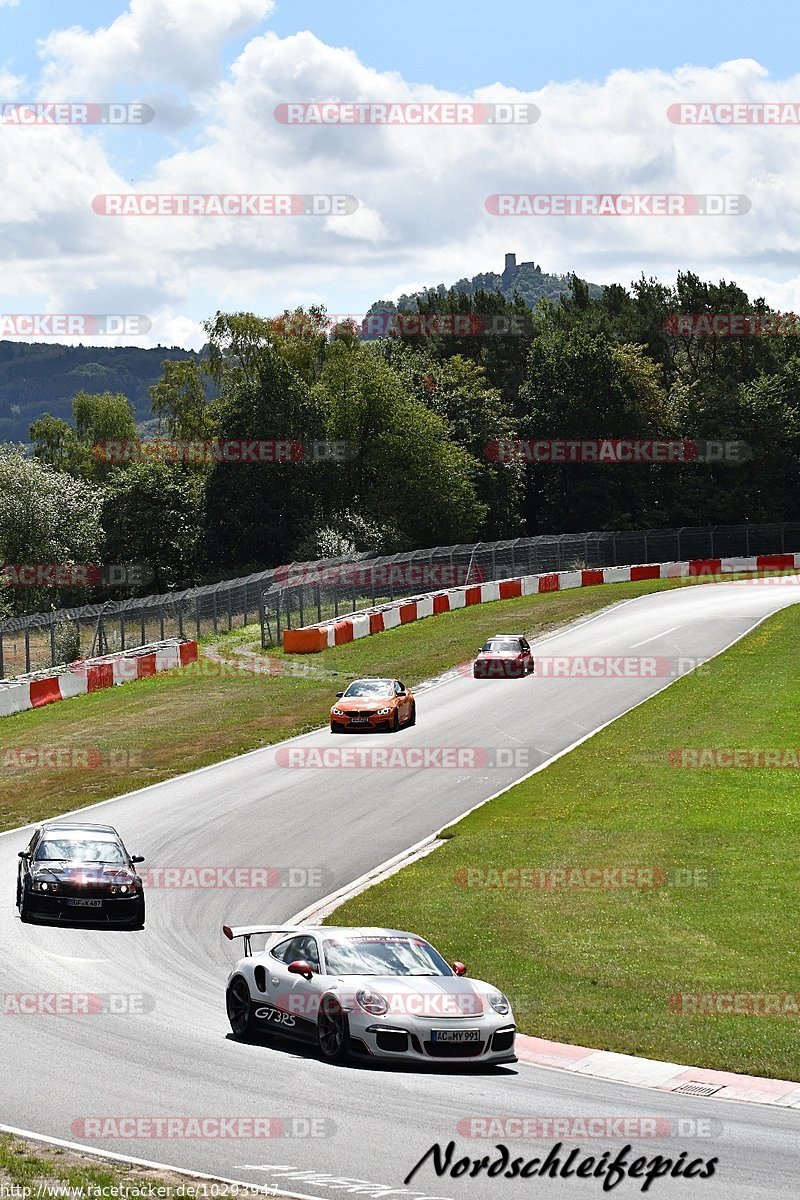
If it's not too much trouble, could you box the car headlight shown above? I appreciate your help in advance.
[33,880,58,893]
[110,885,130,895]
[489,992,511,1016]
[377,707,392,715]
[332,708,344,716]
[356,988,388,1015]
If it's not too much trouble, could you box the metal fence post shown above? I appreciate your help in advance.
[316,583,322,624]
[0,632,4,679]
[25,629,30,673]
[195,597,201,640]
[50,617,56,666]
[160,607,165,641]
[120,616,126,651]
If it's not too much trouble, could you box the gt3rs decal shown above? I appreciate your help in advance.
[254,1006,296,1027]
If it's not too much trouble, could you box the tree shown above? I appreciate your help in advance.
[317,340,487,548]
[0,445,103,615]
[31,391,138,482]
[101,462,204,593]
[149,359,215,442]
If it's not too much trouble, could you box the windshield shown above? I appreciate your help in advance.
[323,935,452,976]
[343,680,394,699]
[482,638,521,652]
[35,838,125,864]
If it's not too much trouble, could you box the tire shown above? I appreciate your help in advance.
[331,723,343,734]
[407,701,416,727]
[317,995,350,1062]
[226,976,256,1040]
[391,710,400,732]
[18,886,31,923]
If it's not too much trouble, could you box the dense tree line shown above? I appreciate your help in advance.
[2,270,799,615]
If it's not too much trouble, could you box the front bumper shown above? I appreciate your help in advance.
[473,659,528,678]
[24,889,143,922]
[330,711,393,732]
[349,1016,517,1064]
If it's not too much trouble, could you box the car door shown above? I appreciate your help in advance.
[262,935,322,1041]
[18,831,38,895]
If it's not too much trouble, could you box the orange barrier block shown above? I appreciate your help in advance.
[581,569,604,587]
[630,564,661,581]
[179,641,199,665]
[465,586,483,606]
[283,628,328,653]
[136,653,157,679]
[29,677,62,708]
[370,612,386,634]
[538,573,560,593]
[399,602,418,624]
[334,621,354,646]
[689,558,722,576]
[87,663,114,692]
[433,594,451,614]
[499,579,523,600]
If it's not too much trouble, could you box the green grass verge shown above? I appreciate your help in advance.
[1,576,703,834]
[0,1131,292,1198]
[331,603,800,1080]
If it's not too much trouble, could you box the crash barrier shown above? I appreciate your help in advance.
[282,553,800,653]
[0,640,198,719]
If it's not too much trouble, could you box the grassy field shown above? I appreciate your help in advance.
[0,1131,291,1200]
[0,575,701,834]
[331,603,800,1080]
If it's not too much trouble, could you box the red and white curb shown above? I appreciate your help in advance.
[283,553,800,653]
[514,1038,800,1108]
[0,640,198,719]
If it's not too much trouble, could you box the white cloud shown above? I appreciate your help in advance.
[7,9,800,348]
[37,0,275,95]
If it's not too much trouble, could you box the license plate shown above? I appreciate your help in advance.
[67,898,103,908]
[350,717,370,724]
[431,1029,480,1043]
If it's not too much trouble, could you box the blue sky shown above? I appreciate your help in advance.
[5,0,800,90]
[2,0,800,347]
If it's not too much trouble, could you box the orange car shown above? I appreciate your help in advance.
[330,678,416,733]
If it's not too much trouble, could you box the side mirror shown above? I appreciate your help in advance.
[18,851,25,859]
[452,961,467,977]
[335,692,344,699]
[131,855,145,864]
[288,959,314,981]
[397,682,406,692]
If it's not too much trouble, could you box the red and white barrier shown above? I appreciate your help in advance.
[0,639,199,720]
[283,553,800,654]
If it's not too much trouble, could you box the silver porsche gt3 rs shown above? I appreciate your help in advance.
[223,924,516,1065]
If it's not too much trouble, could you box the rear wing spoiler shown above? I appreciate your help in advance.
[223,923,307,957]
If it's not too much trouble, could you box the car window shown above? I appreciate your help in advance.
[482,638,520,652]
[269,938,295,963]
[393,681,404,695]
[343,680,394,698]
[270,935,320,968]
[34,837,124,863]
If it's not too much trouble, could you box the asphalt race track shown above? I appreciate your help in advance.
[2,581,800,1199]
